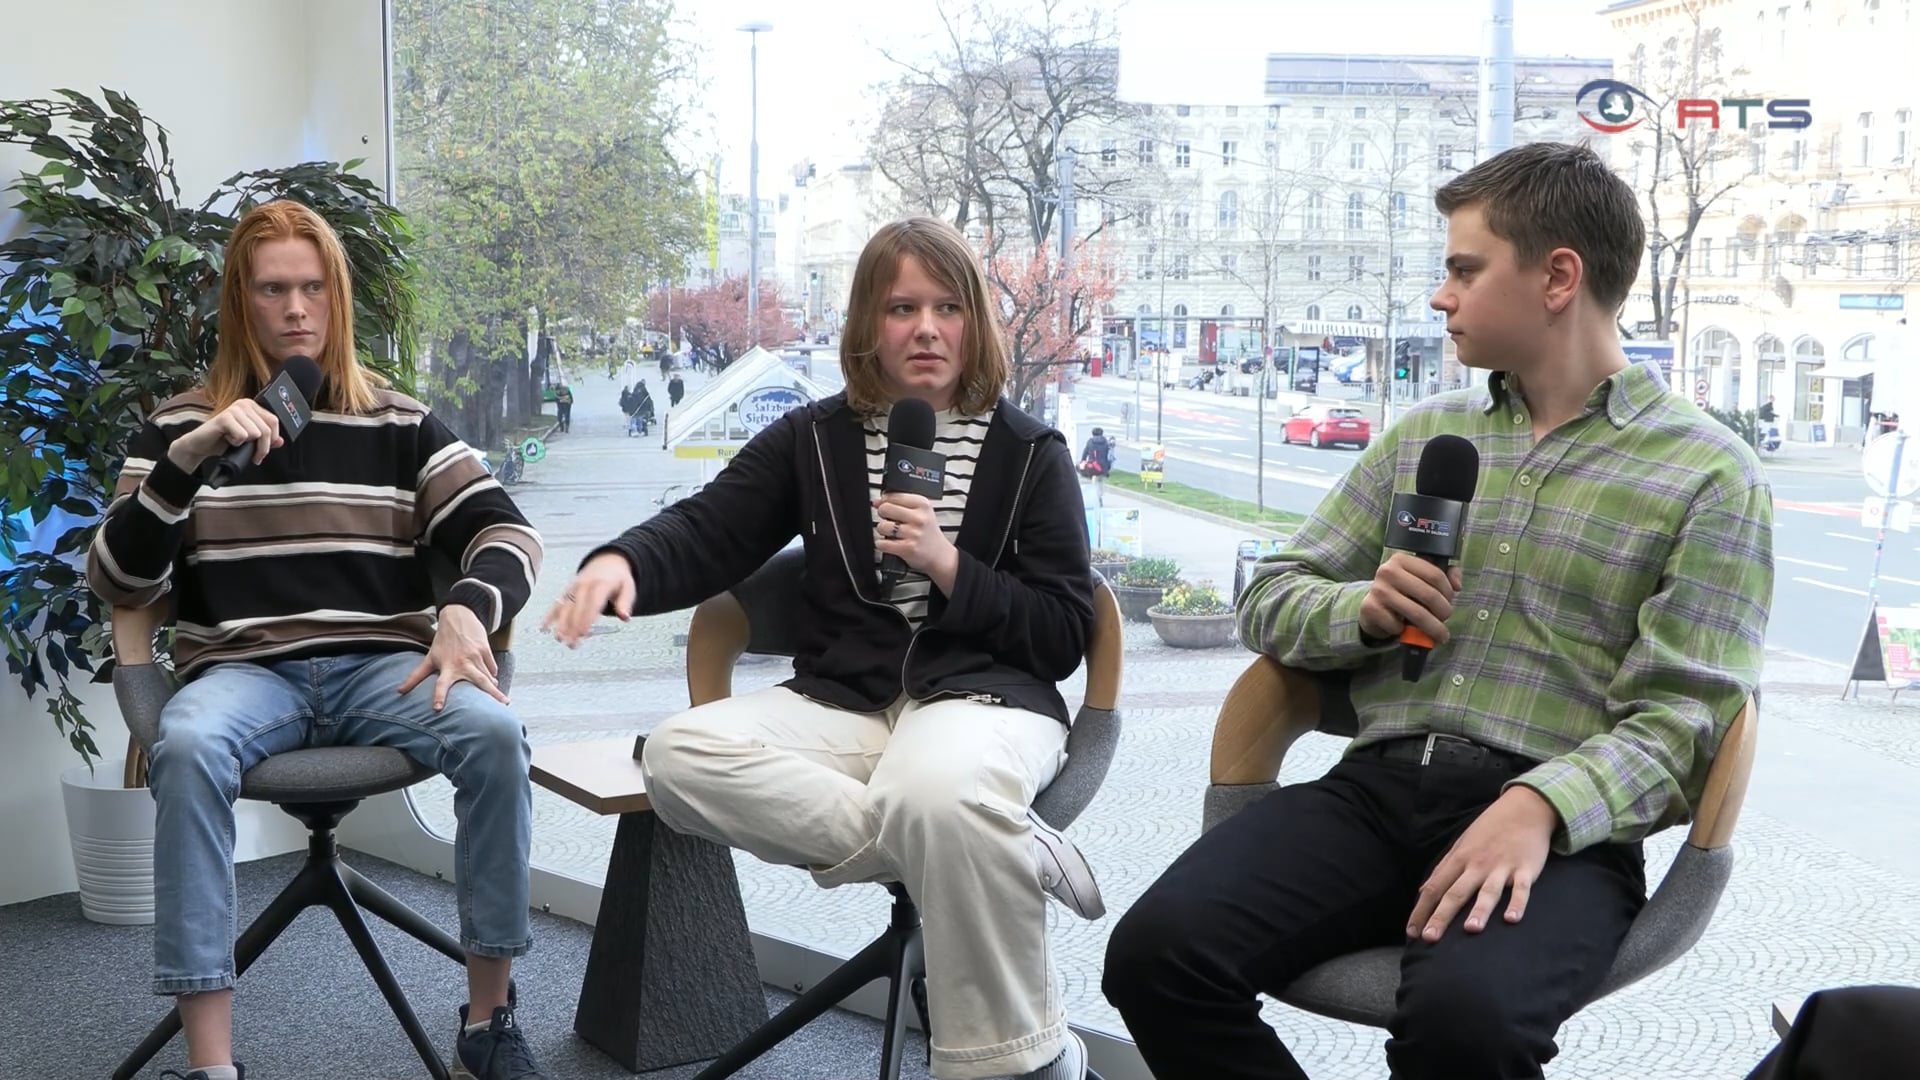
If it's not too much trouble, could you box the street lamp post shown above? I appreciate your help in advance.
[739,20,773,349]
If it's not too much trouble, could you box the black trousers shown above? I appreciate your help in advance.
[1104,749,1646,1080]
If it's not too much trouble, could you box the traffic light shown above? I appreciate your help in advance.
[1393,341,1412,380]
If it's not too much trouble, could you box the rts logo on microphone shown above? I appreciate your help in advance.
[1395,509,1453,537]
[895,457,942,485]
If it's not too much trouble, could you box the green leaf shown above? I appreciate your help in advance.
[91,324,111,359]
[59,297,85,316]
[134,279,162,305]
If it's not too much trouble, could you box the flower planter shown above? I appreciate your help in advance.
[60,759,155,925]
[1091,560,1129,583]
[1112,584,1168,623]
[1149,610,1238,649]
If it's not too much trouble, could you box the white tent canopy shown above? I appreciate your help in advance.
[661,346,833,459]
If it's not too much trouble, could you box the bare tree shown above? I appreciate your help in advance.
[867,0,1137,253]
[1281,88,1439,401]
[1616,4,1757,354]
[865,0,1135,411]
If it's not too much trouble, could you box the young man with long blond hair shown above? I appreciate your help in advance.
[545,216,1101,1080]
[88,200,552,1080]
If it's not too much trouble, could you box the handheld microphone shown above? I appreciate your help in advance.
[201,355,323,489]
[878,397,943,593]
[1384,434,1480,681]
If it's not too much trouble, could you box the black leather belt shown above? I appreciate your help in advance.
[1356,732,1535,771]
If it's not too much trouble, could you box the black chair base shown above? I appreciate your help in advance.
[693,883,1106,1080]
[695,883,929,1080]
[113,800,467,1080]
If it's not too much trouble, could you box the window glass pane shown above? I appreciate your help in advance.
[366,4,1886,1069]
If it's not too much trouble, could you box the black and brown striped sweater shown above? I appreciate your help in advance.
[87,388,544,679]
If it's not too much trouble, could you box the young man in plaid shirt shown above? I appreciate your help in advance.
[1105,142,1773,1080]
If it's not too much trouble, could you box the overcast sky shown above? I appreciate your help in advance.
[676,0,1622,195]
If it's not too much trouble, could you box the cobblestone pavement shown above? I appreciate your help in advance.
[406,373,1920,1079]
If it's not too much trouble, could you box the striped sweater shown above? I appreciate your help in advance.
[87,388,543,679]
[862,407,990,628]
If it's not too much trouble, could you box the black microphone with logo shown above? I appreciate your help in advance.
[1382,433,1480,681]
[878,397,944,593]
[201,354,322,489]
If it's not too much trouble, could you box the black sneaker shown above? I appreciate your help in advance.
[159,1066,245,1080]
[452,1004,549,1080]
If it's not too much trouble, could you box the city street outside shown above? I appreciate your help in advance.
[1068,370,1910,673]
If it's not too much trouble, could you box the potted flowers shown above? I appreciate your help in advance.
[1089,548,1132,583]
[1112,557,1180,623]
[1149,580,1237,649]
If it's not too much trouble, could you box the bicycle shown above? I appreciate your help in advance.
[496,439,526,485]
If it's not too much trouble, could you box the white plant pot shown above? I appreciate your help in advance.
[60,759,155,925]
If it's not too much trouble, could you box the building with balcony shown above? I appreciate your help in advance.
[1605,0,1919,443]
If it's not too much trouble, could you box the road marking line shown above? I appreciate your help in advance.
[1792,576,1868,596]
[1779,556,1847,571]
[1296,465,1327,473]
[1880,575,1920,587]
[1229,451,1254,459]
[1824,532,1874,544]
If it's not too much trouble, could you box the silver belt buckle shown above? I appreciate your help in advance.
[1421,732,1439,766]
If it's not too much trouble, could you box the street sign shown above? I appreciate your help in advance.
[1862,430,1920,498]
[1861,497,1914,532]
[1138,444,1166,488]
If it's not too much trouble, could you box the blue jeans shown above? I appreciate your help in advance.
[147,651,534,995]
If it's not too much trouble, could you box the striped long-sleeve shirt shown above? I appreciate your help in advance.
[1237,362,1773,854]
[87,388,543,679]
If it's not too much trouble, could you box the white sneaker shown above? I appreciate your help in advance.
[1016,1030,1087,1080]
[1030,811,1105,919]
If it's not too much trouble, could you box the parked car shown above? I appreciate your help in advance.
[1283,404,1371,449]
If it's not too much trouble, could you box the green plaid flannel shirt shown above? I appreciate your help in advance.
[1237,362,1773,854]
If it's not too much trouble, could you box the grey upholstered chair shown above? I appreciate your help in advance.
[108,584,514,1080]
[678,546,1123,1080]
[1202,656,1758,1027]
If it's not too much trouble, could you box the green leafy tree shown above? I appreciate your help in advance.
[393,0,704,447]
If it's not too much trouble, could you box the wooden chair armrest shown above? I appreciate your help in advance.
[1686,696,1756,850]
[686,592,751,707]
[1210,656,1325,785]
[1084,582,1123,712]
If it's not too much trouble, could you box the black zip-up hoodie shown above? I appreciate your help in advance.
[593,392,1095,724]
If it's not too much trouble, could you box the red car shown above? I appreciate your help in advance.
[1283,404,1371,449]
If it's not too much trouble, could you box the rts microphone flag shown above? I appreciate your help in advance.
[1383,434,1480,681]
[201,355,322,489]
[878,397,944,592]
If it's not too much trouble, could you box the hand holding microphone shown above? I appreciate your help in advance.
[877,397,950,592]
[168,355,324,487]
[1361,434,1480,681]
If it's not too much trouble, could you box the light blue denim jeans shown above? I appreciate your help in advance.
[147,651,533,995]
